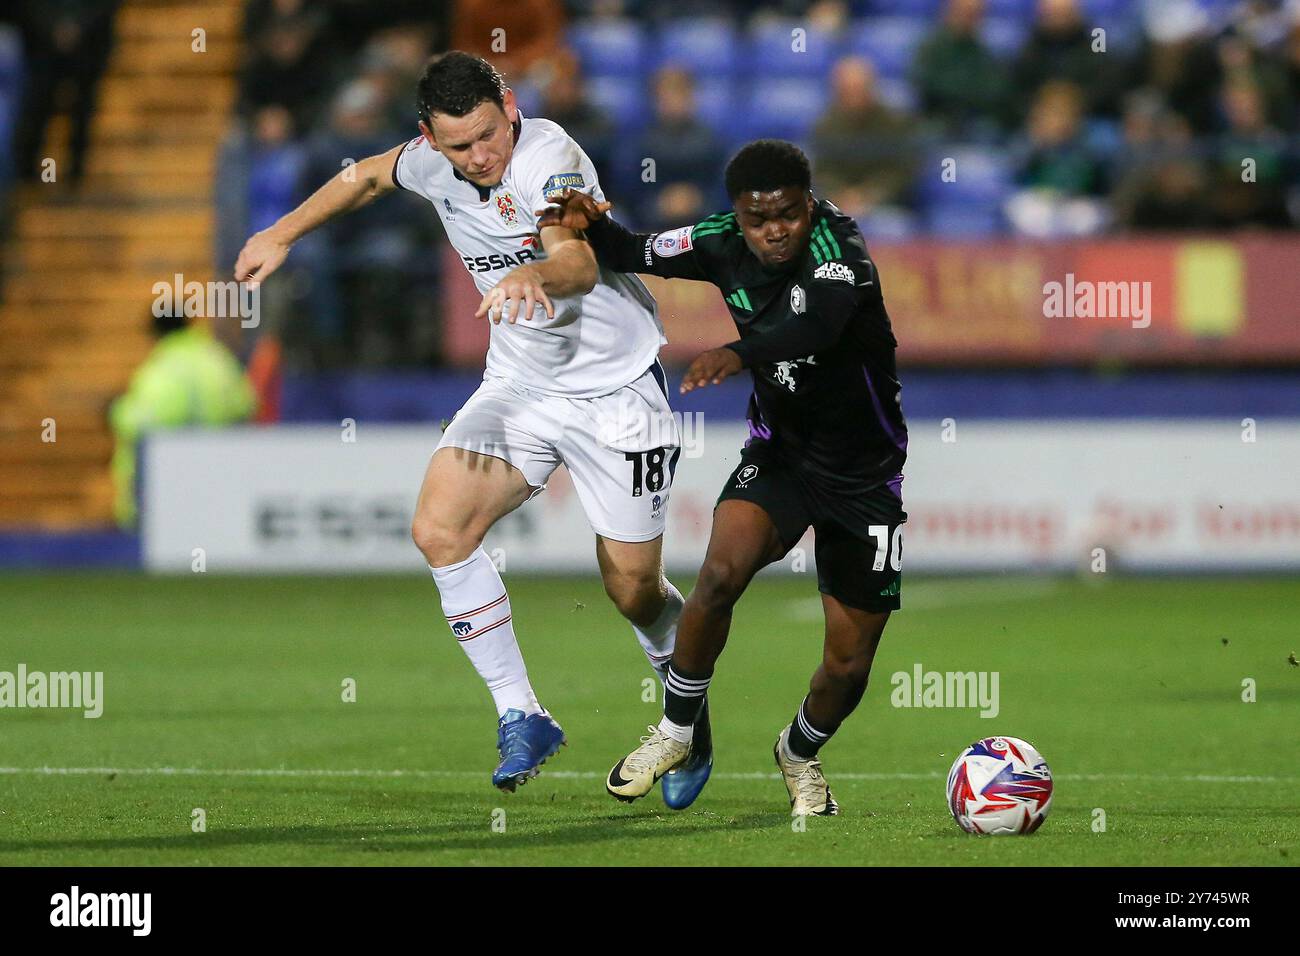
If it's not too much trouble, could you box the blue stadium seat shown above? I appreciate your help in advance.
[567,19,647,78]
[866,0,943,14]
[584,76,645,131]
[745,19,839,78]
[845,17,929,79]
[981,17,1030,57]
[692,77,735,135]
[924,202,1006,238]
[857,208,920,242]
[918,147,1014,204]
[1082,0,1136,17]
[652,18,739,77]
[875,76,918,114]
[982,0,1037,16]
[740,79,828,141]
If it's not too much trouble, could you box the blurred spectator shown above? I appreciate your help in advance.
[352,25,436,135]
[1127,1,1222,134]
[1111,91,1211,229]
[812,56,921,218]
[453,0,566,86]
[628,67,725,228]
[297,80,441,367]
[239,6,336,131]
[1207,79,1291,227]
[1214,24,1291,130]
[12,0,120,184]
[537,50,616,185]
[1012,0,1120,121]
[912,0,1010,137]
[109,311,256,527]
[1006,82,1110,235]
[214,105,306,355]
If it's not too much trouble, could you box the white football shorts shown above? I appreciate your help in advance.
[435,362,682,542]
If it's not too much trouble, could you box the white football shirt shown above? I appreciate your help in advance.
[393,111,665,398]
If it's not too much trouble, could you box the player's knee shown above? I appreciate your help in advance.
[411,512,482,568]
[693,558,749,614]
[602,570,663,625]
[821,651,872,691]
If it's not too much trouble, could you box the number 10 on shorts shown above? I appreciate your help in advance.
[869,525,903,572]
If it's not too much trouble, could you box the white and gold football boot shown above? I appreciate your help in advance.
[606,726,690,802]
[774,725,840,816]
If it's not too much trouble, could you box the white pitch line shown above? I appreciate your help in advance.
[0,767,1293,785]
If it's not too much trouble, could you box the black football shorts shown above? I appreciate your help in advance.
[716,439,905,613]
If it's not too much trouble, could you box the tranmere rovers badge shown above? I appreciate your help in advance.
[496,192,519,226]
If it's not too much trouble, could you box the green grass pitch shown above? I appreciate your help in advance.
[1,572,1296,866]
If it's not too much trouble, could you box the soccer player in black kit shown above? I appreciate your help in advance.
[539,140,907,816]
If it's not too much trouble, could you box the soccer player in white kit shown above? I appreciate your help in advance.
[234,52,691,792]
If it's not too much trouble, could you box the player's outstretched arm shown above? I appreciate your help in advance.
[474,224,598,324]
[233,144,404,285]
[537,188,710,282]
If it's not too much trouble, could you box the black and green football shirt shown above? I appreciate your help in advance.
[584,198,907,506]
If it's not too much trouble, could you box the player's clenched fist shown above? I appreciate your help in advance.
[681,347,744,393]
[234,228,292,287]
[535,188,612,231]
[475,264,555,324]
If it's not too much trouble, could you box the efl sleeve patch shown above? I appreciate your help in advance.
[652,226,694,258]
[543,172,587,200]
[812,260,857,284]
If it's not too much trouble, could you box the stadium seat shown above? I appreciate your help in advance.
[857,208,920,242]
[866,0,943,15]
[652,18,739,77]
[875,76,918,114]
[740,79,828,141]
[745,19,838,78]
[981,0,1037,16]
[692,77,735,136]
[918,147,1015,205]
[584,76,645,132]
[924,202,1006,238]
[844,17,929,80]
[981,17,1030,57]
[567,19,647,78]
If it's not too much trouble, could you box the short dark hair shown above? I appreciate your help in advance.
[724,140,811,199]
[417,51,506,124]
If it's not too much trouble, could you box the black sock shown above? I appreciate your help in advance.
[663,662,711,726]
[786,696,834,760]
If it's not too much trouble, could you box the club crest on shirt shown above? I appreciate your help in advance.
[496,192,519,226]
[790,284,805,314]
[443,197,457,221]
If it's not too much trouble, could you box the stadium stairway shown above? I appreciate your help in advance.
[0,0,241,528]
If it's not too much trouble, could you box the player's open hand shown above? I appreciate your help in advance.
[233,228,292,288]
[535,188,611,231]
[681,347,744,393]
[475,264,555,324]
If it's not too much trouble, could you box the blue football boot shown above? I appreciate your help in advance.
[492,709,566,792]
[661,696,713,810]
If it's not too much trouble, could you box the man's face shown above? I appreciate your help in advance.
[421,90,517,187]
[733,187,815,271]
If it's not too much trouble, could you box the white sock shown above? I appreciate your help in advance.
[658,715,694,744]
[429,547,541,719]
[633,579,683,682]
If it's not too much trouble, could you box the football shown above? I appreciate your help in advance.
[946,736,1054,835]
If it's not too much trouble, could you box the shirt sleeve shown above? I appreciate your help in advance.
[725,257,872,368]
[517,131,603,230]
[392,136,434,201]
